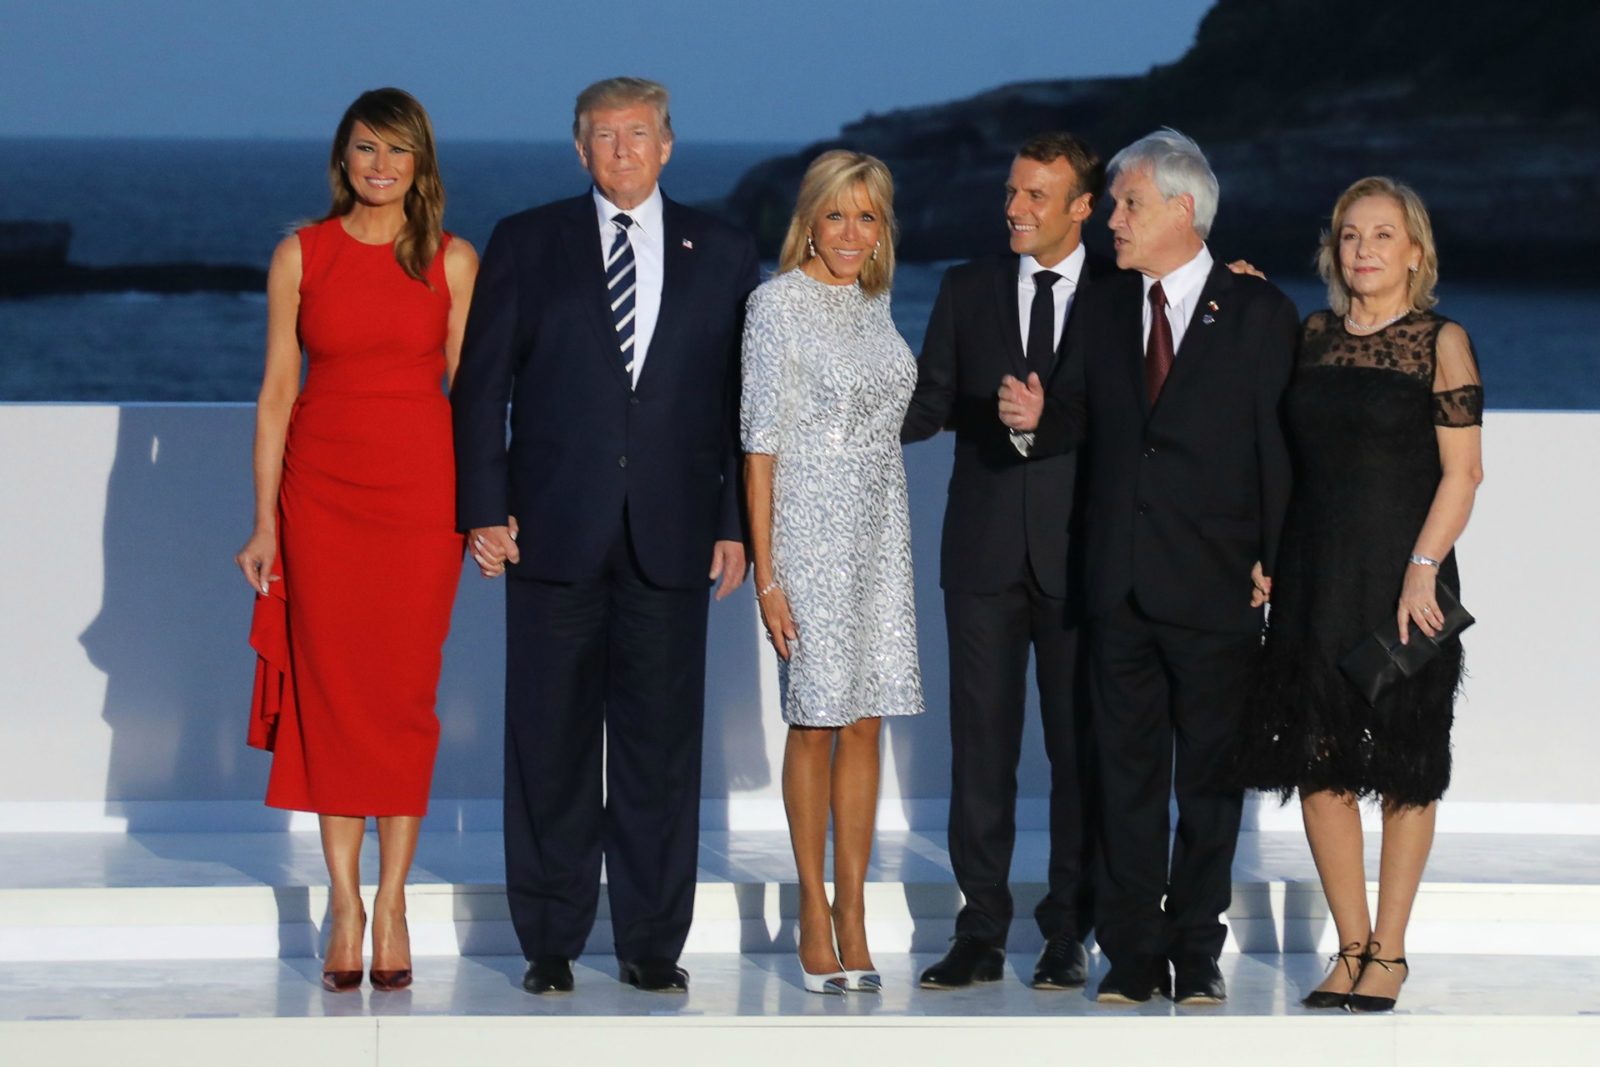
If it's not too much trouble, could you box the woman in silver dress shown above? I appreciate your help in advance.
[741,150,925,995]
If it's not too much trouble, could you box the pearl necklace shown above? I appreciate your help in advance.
[1344,309,1409,333]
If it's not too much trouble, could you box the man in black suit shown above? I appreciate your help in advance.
[1003,129,1297,1005]
[451,77,758,995]
[902,133,1107,990]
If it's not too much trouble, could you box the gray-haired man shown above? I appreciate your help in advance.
[1002,129,1297,1005]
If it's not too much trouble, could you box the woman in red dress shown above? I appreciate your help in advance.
[235,88,477,992]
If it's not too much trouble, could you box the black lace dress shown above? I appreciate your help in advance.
[1236,310,1483,808]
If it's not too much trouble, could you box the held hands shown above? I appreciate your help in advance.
[1250,561,1272,608]
[470,516,520,578]
[709,540,748,601]
[235,529,280,596]
[757,586,799,661]
[1226,259,1266,280]
[1397,560,1441,644]
[997,372,1045,433]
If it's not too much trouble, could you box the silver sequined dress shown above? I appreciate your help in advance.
[741,269,925,727]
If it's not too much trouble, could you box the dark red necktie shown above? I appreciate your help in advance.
[1145,280,1174,404]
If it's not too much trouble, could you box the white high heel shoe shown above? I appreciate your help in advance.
[843,968,882,993]
[798,954,848,995]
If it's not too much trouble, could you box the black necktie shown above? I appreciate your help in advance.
[605,212,637,377]
[1026,269,1061,378]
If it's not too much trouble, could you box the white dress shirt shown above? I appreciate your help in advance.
[1017,242,1087,354]
[593,185,664,386]
[1141,244,1213,357]
[1010,243,1087,453]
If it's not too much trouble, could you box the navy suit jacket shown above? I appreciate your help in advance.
[1033,262,1298,634]
[901,251,1112,602]
[451,192,760,589]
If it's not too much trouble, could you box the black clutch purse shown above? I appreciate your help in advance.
[1338,583,1474,706]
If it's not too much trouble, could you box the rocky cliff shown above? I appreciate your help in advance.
[722,0,1600,278]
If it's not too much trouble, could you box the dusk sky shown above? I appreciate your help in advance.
[2,0,1213,142]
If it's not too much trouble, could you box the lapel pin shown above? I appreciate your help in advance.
[1202,300,1218,325]
[681,238,694,250]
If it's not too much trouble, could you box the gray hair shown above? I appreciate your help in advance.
[573,76,673,142]
[1107,128,1219,238]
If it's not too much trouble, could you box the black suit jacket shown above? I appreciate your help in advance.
[451,193,760,589]
[902,251,1112,600]
[1034,261,1297,634]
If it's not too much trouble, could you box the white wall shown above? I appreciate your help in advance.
[0,404,1594,831]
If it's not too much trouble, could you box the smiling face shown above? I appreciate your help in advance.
[1338,194,1421,307]
[803,181,883,286]
[1004,155,1092,267]
[576,102,673,210]
[1105,165,1196,277]
[342,120,416,207]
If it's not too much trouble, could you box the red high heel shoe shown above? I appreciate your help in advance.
[321,907,366,993]
[370,911,413,992]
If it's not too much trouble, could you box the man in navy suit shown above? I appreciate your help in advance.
[902,133,1107,991]
[452,77,759,995]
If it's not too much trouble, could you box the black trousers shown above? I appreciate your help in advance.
[944,562,1093,947]
[502,520,708,962]
[1090,595,1258,967]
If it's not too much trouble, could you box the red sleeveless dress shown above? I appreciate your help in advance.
[248,217,464,816]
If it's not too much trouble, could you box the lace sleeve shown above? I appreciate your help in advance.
[1432,321,1483,428]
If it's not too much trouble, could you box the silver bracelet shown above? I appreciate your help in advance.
[1408,553,1440,568]
[756,580,781,599]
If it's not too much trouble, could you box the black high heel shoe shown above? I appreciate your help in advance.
[1346,943,1408,1013]
[1301,941,1366,1009]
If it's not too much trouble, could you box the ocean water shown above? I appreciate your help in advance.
[2,138,1596,407]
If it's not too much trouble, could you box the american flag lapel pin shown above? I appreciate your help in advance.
[681,238,694,250]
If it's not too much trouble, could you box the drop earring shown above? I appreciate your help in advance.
[870,242,880,262]
[806,234,815,258]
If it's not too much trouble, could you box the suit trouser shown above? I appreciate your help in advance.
[944,562,1094,947]
[502,519,708,962]
[1090,595,1257,967]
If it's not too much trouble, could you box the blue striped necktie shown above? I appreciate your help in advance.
[605,212,637,378]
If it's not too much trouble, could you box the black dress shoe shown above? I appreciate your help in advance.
[1172,955,1227,1005]
[919,936,1005,989]
[619,957,689,993]
[1032,935,1089,989]
[1095,958,1170,1004]
[522,956,574,995]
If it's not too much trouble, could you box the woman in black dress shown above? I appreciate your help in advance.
[1237,177,1483,1012]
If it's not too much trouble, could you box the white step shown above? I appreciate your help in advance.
[2,831,1597,962]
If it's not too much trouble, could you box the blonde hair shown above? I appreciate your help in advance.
[777,150,898,298]
[326,88,444,285]
[573,77,673,142]
[1316,176,1440,317]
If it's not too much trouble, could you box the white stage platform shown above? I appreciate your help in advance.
[3,829,1599,1065]
[4,953,1598,1067]
[3,405,1599,1063]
